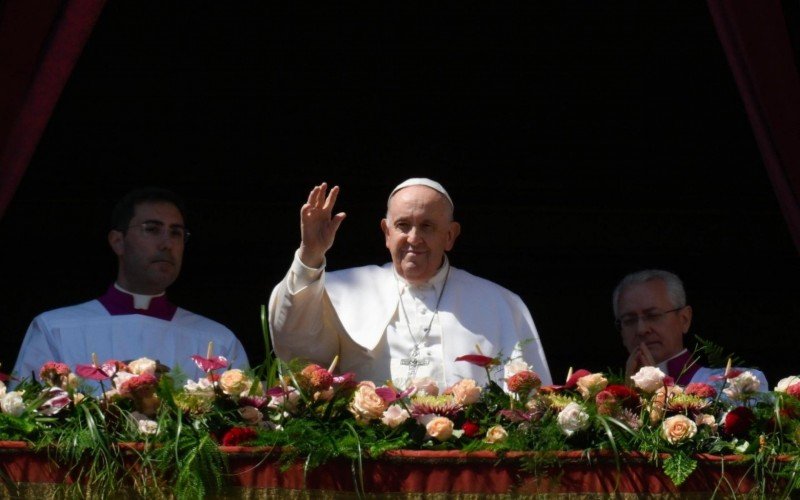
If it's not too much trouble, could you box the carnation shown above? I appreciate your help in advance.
[119,373,158,397]
[685,382,717,399]
[1,391,26,416]
[723,371,761,401]
[446,379,481,405]
[722,406,756,438]
[507,370,541,396]
[299,364,334,392]
[221,426,257,446]
[39,361,71,388]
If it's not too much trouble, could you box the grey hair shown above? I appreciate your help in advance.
[612,269,687,319]
[385,187,455,222]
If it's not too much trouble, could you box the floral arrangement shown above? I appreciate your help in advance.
[1,343,800,498]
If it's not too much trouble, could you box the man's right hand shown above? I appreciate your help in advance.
[625,342,656,382]
[298,182,346,268]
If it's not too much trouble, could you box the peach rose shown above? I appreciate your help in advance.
[422,415,454,441]
[447,379,481,405]
[576,373,608,400]
[695,413,717,431]
[484,425,509,444]
[349,381,388,422]
[410,377,439,396]
[219,369,252,396]
[661,414,697,444]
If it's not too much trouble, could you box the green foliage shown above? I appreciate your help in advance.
[693,335,747,369]
[662,450,697,486]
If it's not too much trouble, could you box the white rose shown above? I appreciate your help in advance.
[774,375,800,393]
[127,357,158,375]
[630,366,666,393]
[504,358,532,379]
[557,402,590,436]
[0,391,26,417]
[381,405,411,428]
[723,371,761,401]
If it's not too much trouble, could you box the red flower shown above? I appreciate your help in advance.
[786,383,800,399]
[221,426,257,446]
[565,369,592,389]
[455,354,499,368]
[507,371,541,395]
[75,364,112,381]
[191,354,229,372]
[685,382,717,399]
[119,373,158,396]
[461,421,480,437]
[722,406,756,438]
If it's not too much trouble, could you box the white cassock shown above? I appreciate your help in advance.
[12,296,249,390]
[269,251,553,389]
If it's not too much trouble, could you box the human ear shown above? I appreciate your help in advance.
[108,230,125,256]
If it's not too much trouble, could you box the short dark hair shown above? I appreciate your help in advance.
[111,187,187,232]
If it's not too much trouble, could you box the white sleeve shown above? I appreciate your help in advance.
[11,316,59,386]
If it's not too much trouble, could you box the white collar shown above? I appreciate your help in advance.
[114,283,165,310]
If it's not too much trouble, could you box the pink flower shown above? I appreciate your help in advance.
[191,354,229,373]
[119,373,158,397]
[75,364,111,381]
[39,362,70,386]
[786,383,800,399]
[446,379,482,405]
[685,382,717,399]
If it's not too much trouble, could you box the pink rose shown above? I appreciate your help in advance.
[630,366,666,393]
[381,405,411,428]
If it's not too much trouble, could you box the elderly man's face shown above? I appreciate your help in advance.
[617,279,692,364]
[381,185,460,285]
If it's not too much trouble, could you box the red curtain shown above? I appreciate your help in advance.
[707,0,800,254]
[0,0,106,220]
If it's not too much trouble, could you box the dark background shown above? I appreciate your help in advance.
[1,3,798,384]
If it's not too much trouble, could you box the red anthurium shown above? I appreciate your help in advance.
[455,354,499,368]
[75,364,111,381]
[375,386,398,403]
[0,372,9,382]
[191,354,229,372]
[565,369,592,388]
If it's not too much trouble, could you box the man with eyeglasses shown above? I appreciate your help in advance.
[11,187,249,387]
[613,269,767,388]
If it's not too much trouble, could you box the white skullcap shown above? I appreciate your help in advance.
[388,177,454,208]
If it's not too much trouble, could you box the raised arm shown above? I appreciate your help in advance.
[298,182,347,269]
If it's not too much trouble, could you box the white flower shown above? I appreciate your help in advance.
[130,411,158,435]
[484,425,509,444]
[504,358,532,379]
[0,391,26,417]
[557,402,590,436]
[267,388,300,414]
[127,357,158,376]
[630,366,666,393]
[774,375,800,393]
[113,371,136,389]
[0,380,5,398]
[381,405,411,428]
[37,387,70,416]
[723,371,761,401]
[184,377,215,395]
[409,377,439,396]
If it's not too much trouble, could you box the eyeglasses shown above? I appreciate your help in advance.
[127,221,191,243]
[615,306,684,331]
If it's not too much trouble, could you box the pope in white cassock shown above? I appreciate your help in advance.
[269,178,552,390]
